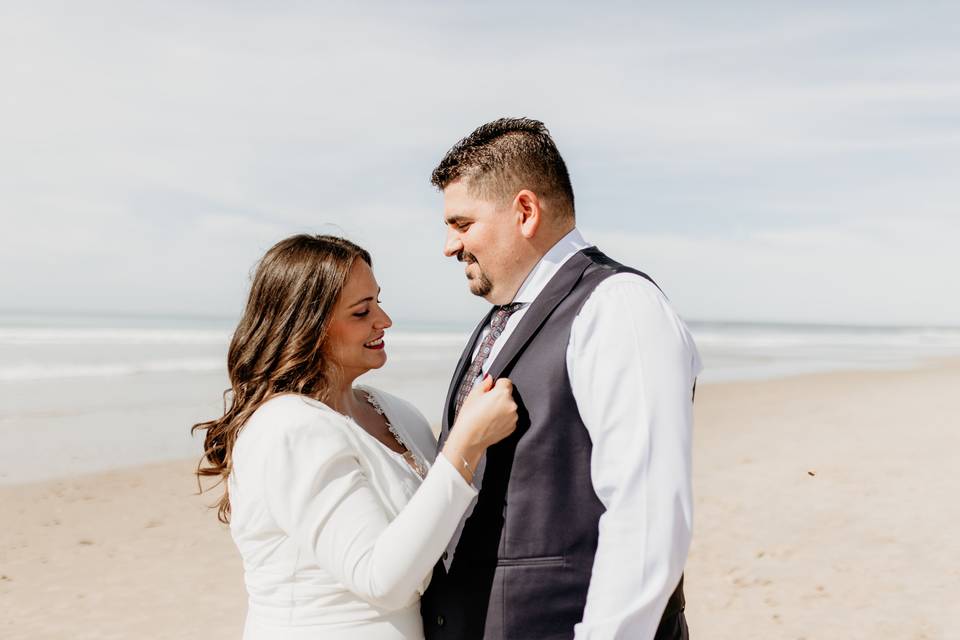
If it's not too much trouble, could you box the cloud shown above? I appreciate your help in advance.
[1,2,958,324]
[586,213,960,326]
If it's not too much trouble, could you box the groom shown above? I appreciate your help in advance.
[420,118,701,640]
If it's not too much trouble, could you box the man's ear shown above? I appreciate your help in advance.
[514,190,541,239]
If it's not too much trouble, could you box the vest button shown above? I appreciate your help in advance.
[437,615,445,627]
[442,551,448,561]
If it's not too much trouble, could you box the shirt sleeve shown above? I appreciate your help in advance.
[262,417,478,611]
[568,274,700,639]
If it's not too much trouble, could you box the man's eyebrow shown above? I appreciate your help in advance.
[349,287,381,307]
[444,215,471,226]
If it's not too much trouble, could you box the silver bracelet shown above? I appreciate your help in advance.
[459,455,475,482]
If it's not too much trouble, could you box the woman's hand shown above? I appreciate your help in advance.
[441,375,518,484]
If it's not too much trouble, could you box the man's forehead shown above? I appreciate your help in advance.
[443,177,486,204]
[441,179,501,221]
[442,183,474,223]
[444,177,470,195]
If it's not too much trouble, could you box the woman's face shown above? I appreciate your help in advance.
[326,259,392,381]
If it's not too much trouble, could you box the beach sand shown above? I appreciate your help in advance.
[2,360,958,639]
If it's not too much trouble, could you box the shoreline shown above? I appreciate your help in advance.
[3,360,959,638]
[3,355,958,488]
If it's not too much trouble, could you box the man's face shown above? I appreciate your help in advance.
[442,179,523,303]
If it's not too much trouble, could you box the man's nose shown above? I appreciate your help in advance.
[443,228,462,258]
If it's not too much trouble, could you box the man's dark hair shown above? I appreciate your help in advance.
[431,117,575,219]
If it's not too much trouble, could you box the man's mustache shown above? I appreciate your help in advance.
[457,251,478,264]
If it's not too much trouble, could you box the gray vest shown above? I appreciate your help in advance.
[421,247,687,640]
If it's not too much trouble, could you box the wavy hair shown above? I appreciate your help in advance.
[192,234,371,523]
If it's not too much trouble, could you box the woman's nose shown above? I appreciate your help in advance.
[376,308,393,329]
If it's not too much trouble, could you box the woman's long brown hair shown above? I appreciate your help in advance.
[192,234,371,523]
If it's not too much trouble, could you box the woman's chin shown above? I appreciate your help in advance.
[365,350,388,368]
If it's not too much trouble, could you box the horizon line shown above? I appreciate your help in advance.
[2,307,959,332]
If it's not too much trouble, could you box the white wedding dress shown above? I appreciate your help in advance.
[228,386,477,639]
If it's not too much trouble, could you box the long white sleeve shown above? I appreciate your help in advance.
[262,417,478,612]
[568,274,701,639]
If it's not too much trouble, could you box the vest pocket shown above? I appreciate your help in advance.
[496,554,566,567]
[496,558,583,639]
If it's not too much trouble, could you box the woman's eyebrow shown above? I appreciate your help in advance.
[349,287,381,307]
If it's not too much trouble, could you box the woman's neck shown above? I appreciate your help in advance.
[329,378,361,416]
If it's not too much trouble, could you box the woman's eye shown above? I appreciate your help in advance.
[353,310,370,318]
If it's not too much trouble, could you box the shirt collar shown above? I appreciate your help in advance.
[511,227,590,304]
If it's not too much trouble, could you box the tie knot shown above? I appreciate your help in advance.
[490,302,524,330]
[496,302,525,315]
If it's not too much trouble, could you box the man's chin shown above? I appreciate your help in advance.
[468,278,493,298]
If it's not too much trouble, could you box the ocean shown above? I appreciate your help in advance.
[2,311,959,485]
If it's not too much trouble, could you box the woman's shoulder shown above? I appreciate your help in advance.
[241,394,353,451]
[249,393,333,422]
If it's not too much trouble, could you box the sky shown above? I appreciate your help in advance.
[2,1,958,327]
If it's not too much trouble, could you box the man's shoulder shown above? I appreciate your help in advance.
[592,271,665,297]
[569,266,701,374]
[577,248,661,292]
[578,270,681,328]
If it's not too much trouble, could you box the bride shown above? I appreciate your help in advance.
[193,234,517,639]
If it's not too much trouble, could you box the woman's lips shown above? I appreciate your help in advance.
[364,336,384,350]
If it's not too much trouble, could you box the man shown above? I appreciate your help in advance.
[420,118,701,640]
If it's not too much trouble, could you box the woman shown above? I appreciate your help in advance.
[193,235,517,639]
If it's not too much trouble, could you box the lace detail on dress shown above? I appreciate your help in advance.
[361,390,427,479]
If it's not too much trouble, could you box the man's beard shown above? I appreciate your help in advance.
[460,251,493,298]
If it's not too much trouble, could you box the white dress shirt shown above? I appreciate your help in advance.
[446,228,701,640]
[229,386,478,640]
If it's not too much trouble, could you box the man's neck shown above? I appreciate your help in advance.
[487,224,577,305]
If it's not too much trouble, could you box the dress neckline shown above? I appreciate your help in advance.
[295,388,428,480]
[353,386,427,480]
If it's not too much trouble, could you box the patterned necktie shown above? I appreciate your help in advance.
[453,302,526,419]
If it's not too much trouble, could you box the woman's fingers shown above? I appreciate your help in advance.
[464,374,494,403]
[478,373,495,392]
